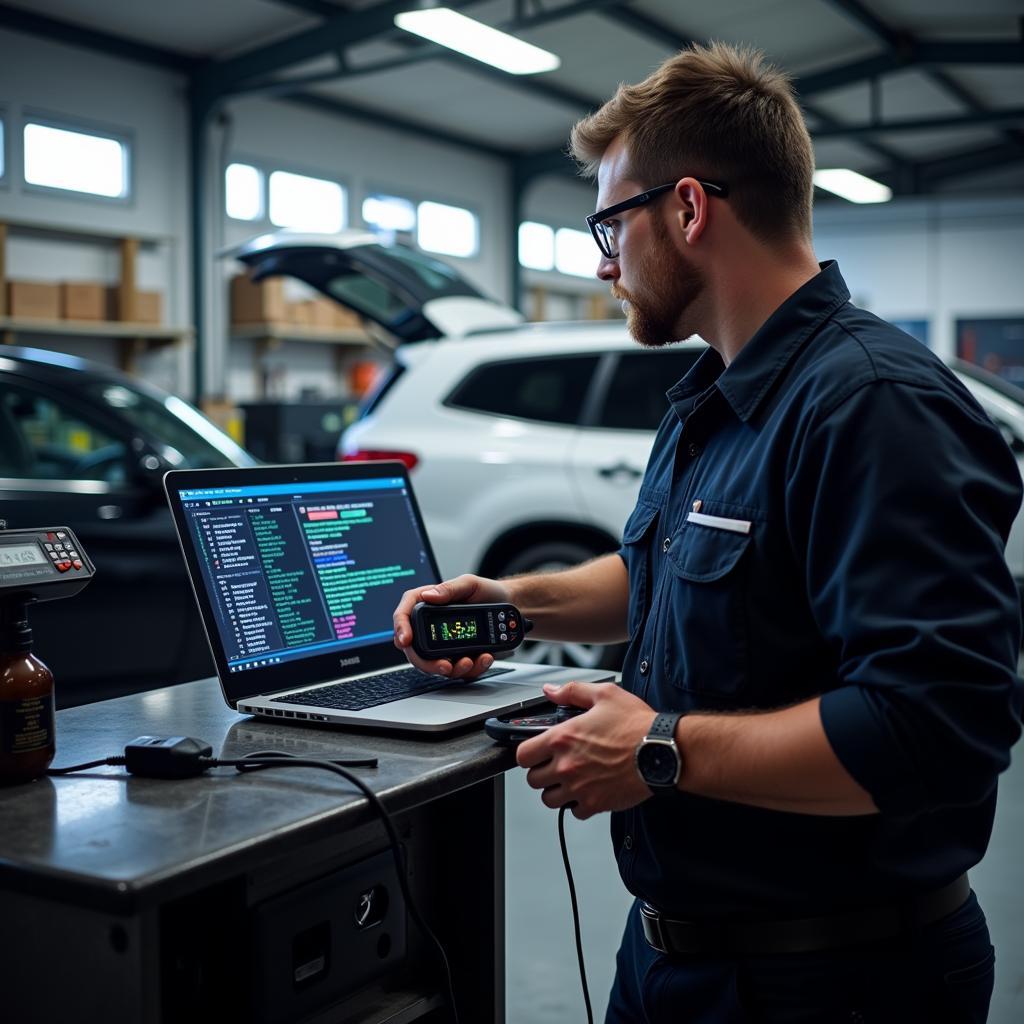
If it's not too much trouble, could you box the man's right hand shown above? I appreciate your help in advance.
[394,574,512,679]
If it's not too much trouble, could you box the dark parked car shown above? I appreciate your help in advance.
[0,346,256,706]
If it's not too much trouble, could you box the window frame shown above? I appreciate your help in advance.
[223,156,351,232]
[21,110,134,206]
[267,165,349,233]
[517,220,556,272]
[360,190,418,237]
[443,351,604,427]
[224,160,266,223]
[416,197,480,259]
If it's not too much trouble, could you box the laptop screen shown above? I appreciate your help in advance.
[165,462,439,706]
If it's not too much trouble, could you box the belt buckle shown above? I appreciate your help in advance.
[640,902,669,954]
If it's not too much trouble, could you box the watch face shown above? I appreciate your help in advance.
[638,741,679,787]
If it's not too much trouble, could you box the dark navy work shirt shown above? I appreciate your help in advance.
[615,261,1023,920]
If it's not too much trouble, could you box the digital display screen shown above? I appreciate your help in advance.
[0,543,47,568]
[175,475,436,672]
[429,614,482,646]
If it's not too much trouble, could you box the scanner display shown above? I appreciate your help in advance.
[429,614,481,645]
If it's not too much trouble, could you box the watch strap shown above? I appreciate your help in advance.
[647,711,682,742]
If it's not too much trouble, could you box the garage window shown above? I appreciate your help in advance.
[225,162,264,221]
[554,227,598,278]
[518,222,554,271]
[23,121,130,199]
[417,200,478,258]
[363,194,416,234]
[269,170,346,232]
[595,350,704,431]
[446,355,600,425]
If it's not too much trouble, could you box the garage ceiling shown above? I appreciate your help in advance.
[2,0,1023,197]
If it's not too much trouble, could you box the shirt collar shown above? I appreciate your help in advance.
[713,260,851,422]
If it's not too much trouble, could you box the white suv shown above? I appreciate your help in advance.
[231,232,1024,665]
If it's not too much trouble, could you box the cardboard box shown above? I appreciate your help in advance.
[106,287,163,323]
[286,300,314,327]
[7,281,60,320]
[331,304,362,330]
[309,298,338,329]
[134,290,163,325]
[60,282,107,321]
[231,274,287,324]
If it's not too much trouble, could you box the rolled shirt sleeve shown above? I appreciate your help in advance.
[796,378,1023,816]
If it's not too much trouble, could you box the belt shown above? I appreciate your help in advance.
[640,873,970,956]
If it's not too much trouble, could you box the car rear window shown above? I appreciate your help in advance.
[595,349,703,431]
[446,355,600,426]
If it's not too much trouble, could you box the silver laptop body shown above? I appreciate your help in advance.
[165,462,613,732]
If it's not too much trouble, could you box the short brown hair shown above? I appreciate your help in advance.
[569,42,814,243]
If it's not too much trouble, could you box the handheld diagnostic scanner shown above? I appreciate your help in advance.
[410,601,533,661]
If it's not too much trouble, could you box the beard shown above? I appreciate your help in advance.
[613,218,706,349]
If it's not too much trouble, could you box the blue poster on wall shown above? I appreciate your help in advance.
[956,318,1024,389]
[890,319,930,347]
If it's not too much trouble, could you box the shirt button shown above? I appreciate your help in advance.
[639,659,649,675]
[623,834,633,851]
[662,537,672,552]
[688,442,701,457]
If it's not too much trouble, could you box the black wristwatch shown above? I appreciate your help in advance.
[635,712,683,793]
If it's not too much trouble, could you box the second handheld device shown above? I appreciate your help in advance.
[410,601,532,661]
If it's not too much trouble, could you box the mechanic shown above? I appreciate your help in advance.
[393,42,1023,1023]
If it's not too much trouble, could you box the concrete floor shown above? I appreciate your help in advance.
[505,746,1024,1023]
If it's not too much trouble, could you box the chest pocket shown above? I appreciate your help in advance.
[621,498,661,641]
[662,521,752,698]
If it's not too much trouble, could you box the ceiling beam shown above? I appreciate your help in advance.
[913,141,1024,187]
[284,91,514,159]
[816,0,1024,154]
[600,5,914,182]
[191,0,424,102]
[237,0,618,116]
[812,107,1024,139]
[267,0,346,17]
[600,4,697,50]
[0,2,198,72]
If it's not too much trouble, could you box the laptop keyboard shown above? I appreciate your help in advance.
[270,666,514,712]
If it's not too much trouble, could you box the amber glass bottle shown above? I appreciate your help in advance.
[0,601,56,784]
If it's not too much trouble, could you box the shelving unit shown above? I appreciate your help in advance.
[231,320,376,398]
[230,322,371,346]
[0,317,193,373]
[0,219,192,375]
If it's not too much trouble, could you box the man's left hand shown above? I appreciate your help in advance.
[516,681,658,819]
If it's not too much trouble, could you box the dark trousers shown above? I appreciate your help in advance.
[605,893,995,1023]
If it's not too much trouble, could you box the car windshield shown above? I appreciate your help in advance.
[88,383,251,469]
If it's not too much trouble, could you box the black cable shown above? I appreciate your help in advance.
[47,756,126,774]
[210,752,460,1024]
[558,806,594,1024]
[231,748,378,769]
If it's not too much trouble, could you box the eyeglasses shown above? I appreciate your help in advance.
[586,179,729,259]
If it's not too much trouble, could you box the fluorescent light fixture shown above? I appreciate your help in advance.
[813,169,892,204]
[394,7,560,75]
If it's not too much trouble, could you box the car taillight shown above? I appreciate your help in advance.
[341,450,419,470]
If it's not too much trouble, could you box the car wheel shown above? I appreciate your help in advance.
[497,541,626,671]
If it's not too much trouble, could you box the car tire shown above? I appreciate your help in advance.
[497,541,626,671]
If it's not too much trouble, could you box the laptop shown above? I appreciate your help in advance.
[164,461,614,732]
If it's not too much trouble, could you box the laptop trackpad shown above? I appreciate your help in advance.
[425,682,537,706]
